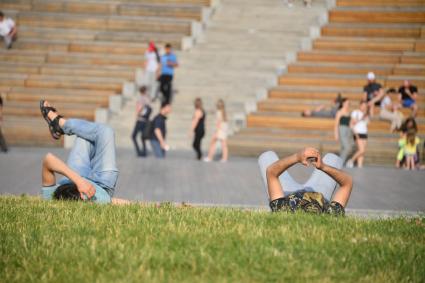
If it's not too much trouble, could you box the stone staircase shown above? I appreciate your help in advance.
[110,0,326,150]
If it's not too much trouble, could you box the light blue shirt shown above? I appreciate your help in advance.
[40,178,111,204]
[161,53,177,76]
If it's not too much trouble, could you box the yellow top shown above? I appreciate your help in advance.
[398,137,421,155]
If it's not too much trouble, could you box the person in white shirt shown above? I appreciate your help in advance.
[346,100,369,168]
[379,88,403,132]
[0,11,17,49]
[143,41,160,100]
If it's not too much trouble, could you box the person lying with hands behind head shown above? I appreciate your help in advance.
[259,148,353,215]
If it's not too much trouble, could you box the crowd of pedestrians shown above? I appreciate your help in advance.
[131,42,229,161]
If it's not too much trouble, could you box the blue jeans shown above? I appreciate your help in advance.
[258,151,343,201]
[150,139,165,158]
[62,119,119,196]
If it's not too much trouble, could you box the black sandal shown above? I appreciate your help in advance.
[39,100,64,140]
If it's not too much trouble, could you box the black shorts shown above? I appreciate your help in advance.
[354,133,368,140]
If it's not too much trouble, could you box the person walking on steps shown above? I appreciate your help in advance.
[334,98,355,166]
[190,98,206,160]
[131,86,152,157]
[204,99,229,162]
[158,43,178,104]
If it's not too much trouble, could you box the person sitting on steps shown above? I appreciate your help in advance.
[259,148,353,215]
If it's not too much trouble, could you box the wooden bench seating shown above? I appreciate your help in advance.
[288,62,425,77]
[278,74,425,88]
[336,0,425,8]
[17,12,192,34]
[2,116,63,147]
[313,37,424,53]
[322,24,425,38]
[18,26,184,47]
[0,1,204,21]
[268,86,425,99]
[329,9,425,24]
[46,51,144,67]
[4,87,112,107]
[0,62,134,79]
[297,51,425,65]
[246,114,425,132]
[257,100,425,117]
[3,101,96,121]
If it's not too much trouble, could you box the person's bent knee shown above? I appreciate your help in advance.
[258,151,278,163]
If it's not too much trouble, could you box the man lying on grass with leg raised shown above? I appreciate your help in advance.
[259,148,353,215]
[39,100,128,204]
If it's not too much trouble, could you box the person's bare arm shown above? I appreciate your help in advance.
[314,163,353,207]
[154,128,167,149]
[42,153,95,199]
[266,148,321,201]
[334,111,341,141]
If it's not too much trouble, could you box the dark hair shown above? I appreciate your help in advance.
[338,97,348,109]
[406,128,417,147]
[194,97,202,109]
[165,43,172,49]
[401,117,418,133]
[386,88,397,94]
[0,11,4,18]
[53,183,82,201]
[161,102,170,109]
[139,86,147,94]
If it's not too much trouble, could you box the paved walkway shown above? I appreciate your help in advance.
[1,147,424,213]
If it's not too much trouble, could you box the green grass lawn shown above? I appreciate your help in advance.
[0,196,424,283]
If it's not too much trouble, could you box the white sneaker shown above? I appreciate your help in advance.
[346,160,354,168]
[203,157,211,162]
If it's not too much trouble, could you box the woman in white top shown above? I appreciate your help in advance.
[204,99,229,162]
[143,41,160,100]
[347,100,369,168]
[379,88,403,132]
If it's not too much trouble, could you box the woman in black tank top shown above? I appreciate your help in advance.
[191,98,206,160]
[334,98,355,165]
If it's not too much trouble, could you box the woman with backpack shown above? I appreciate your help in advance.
[131,86,152,157]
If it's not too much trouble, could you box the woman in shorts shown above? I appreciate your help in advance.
[347,100,369,168]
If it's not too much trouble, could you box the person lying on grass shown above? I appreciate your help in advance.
[258,148,353,215]
[39,100,129,204]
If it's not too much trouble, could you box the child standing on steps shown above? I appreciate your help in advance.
[397,129,421,170]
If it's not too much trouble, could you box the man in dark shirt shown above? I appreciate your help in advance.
[398,80,418,117]
[150,103,171,158]
[363,72,384,117]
